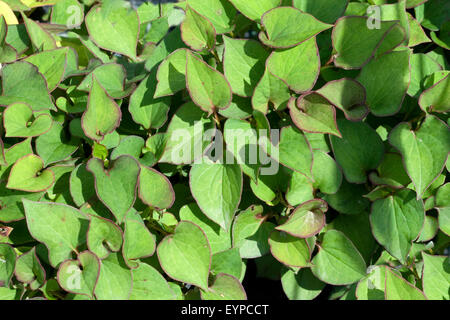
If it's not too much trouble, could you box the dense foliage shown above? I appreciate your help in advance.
[0,0,449,300]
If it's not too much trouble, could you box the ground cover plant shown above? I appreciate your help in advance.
[0,0,449,301]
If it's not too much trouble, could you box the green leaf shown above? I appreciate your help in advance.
[200,273,246,300]
[419,74,450,113]
[232,205,265,249]
[6,154,55,192]
[316,78,368,121]
[0,61,56,111]
[330,118,384,184]
[130,262,176,300]
[14,247,45,290]
[223,36,269,97]
[94,252,132,300]
[311,230,367,285]
[22,200,89,267]
[51,0,84,28]
[186,0,236,34]
[293,0,348,24]
[157,221,211,290]
[81,76,121,142]
[181,5,216,52]
[269,231,311,267]
[77,63,132,99]
[357,49,411,116]
[332,17,404,69]
[122,211,156,268]
[266,36,319,93]
[190,161,242,231]
[57,251,100,299]
[259,7,332,48]
[370,189,425,263]
[159,102,215,164]
[3,103,52,138]
[186,51,232,113]
[180,203,232,254]
[276,199,327,238]
[35,122,79,167]
[384,267,426,300]
[421,252,450,300]
[311,150,342,194]
[138,166,175,210]
[86,155,140,223]
[22,13,56,51]
[87,215,122,260]
[85,2,139,59]
[252,68,291,114]
[211,248,242,279]
[129,68,170,130]
[289,93,341,137]
[69,163,96,207]
[0,243,15,287]
[389,116,450,199]
[154,48,189,98]
[281,267,325,300]
[24,47,69,92]
[228,0,279,21]
[408,53,442,98]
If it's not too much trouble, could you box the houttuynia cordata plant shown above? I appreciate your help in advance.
[0,0,449,301]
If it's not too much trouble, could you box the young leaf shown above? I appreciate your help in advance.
[87,215,123,260]
[6,154,55,192]
[81,76,121,142]
[138,166,175,210]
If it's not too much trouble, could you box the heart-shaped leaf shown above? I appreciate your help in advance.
[276,199,327,238]
[87,155,140,223]
[3,103,52,138]
[87,215,123,260]
[157,221,211,290]
[289,93,341,137]
[6,154,55,192]
[154,48,189,98]
[57,251,100,299]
